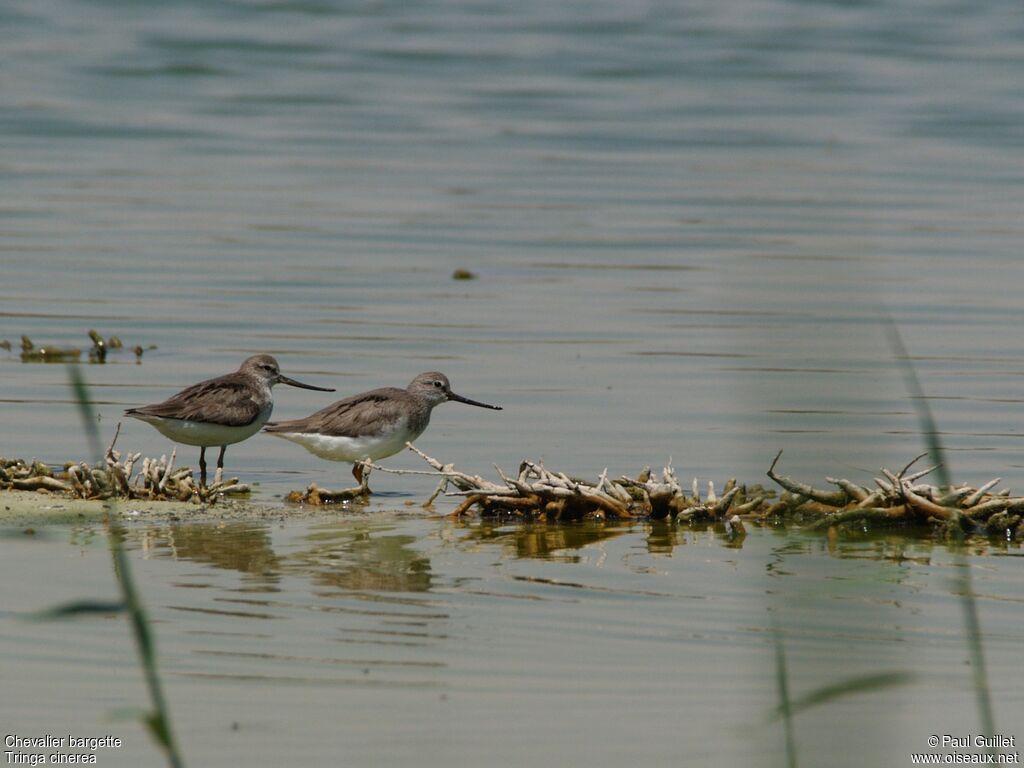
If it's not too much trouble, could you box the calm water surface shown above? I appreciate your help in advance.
[2,0,1023,497]
[2,517,1023,767]
[2,0,1024,764]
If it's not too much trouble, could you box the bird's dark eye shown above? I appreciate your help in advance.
[433,380,443,388]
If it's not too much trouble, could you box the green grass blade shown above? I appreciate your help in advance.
[34,600,126,619]
[67,363,103,464]
[65,364,185,768]
[882,318,995,748]
[881,318,950,490]
[766,671,915,721]
[773,628,798,768]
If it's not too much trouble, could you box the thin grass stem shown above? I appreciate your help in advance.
[882,318,995,752]
[67,364,184,768]
[773,625,798,768]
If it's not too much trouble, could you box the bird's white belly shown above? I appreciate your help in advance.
[133,409,270,448]
[270,423,419,463]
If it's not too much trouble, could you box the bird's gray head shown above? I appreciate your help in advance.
[241,355,283,382]
[240,355,335,393]
[408,372,502,411]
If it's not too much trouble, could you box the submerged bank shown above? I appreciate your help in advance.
[0,488,352,526]
[4,445,1023,542]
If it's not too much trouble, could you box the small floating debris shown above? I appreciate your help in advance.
[19,334,81,363]
[0,425,248,504]
[5,331,156,364]
[87,329,109,362]
[285,482,368,505]
[451,268,477,281]
[765,450,1023,539]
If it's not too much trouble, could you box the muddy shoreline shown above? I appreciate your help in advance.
[0,489,377,526]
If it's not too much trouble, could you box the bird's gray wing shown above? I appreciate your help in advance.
[126,375,262,427]
[265,388,409,437]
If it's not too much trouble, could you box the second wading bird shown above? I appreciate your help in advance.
[263,372,502,488]
[125,354,335,487]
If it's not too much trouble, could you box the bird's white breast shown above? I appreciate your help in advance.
[133,404,272,447]
[268,417,422,463]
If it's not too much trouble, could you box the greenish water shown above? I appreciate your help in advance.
[3,0,1024,763]
[3,0,1024,501]
[2,518,1022,767]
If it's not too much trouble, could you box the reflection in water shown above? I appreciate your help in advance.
[136,522,282,589]
[451,518,750,561]
[292,526,433,594]
[755,529,1020,765]
[645,519,682,555]
[662,520,750,552]
[126,516,1023,589]
[133,520,434,594]
[7,512,1024,768]
[125,516,773,619]
[455,519,636,561]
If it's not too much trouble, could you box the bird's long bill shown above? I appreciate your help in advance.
[448,391,503,410]
[278,375,335,392]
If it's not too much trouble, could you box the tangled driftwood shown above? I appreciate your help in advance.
[765,450,1023,538]
[5,431,1022,539]
[0,425,248,503]
[287,444,773,529]
[286,445,1024,539]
